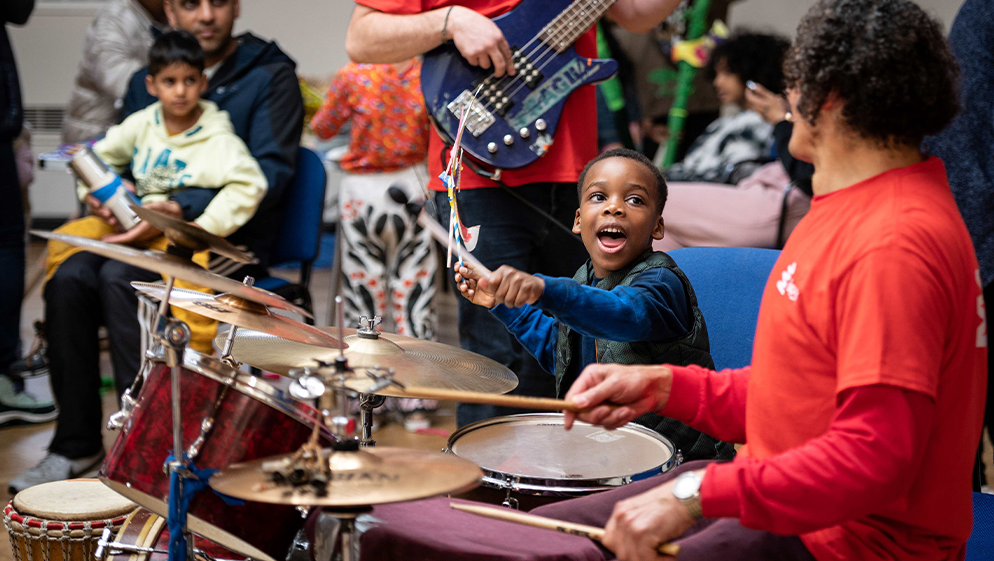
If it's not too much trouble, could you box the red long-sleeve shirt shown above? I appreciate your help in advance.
[661,159,986,561]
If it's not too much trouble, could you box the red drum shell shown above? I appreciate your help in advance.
[108,507,245,561]
[100,350,329,561]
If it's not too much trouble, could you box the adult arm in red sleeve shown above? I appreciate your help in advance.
[700,384,935,535]
[564,363,749,443]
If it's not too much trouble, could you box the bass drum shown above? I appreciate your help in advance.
[447,413,676,510]
[101,348,332,561]
[107,508,245,561]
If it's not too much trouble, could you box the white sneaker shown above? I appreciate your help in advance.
[0,375,57,427]
[8,451,105,494]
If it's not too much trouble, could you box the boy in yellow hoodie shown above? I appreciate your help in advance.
[17,30,268,494]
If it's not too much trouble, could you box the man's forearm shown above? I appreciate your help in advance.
[346,5,448,63]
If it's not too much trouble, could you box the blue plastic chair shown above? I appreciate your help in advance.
[254,147,327,323]
[668,247,781,371]
[968,492,994,560]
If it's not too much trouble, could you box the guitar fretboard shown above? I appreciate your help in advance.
[539,0,619,53]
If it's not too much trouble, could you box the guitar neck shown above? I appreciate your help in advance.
[539,0,619,53]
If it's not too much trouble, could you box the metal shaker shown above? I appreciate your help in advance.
[69,147,142,230]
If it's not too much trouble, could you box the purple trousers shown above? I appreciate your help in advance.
[531,460,816,561]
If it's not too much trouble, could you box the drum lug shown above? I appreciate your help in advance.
[107,388,137,431]
[186,385,230,460]
[501,475,519,509]
[675,449,684,466]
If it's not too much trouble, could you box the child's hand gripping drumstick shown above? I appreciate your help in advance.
[455,264,546,309]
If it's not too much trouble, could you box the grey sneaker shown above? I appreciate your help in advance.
[8,451,105,494]
[0,375,57,428]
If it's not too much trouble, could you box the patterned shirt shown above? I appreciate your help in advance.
[311,61,429,173]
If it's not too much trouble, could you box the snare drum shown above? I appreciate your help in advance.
[107,508,245,561]
[100,348,333,561]
[446,413,676,509]
[3,479,136,561]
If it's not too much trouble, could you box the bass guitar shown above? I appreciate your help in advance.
[421,0,619,170]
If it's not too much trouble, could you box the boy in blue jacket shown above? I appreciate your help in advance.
[456,148,733,461]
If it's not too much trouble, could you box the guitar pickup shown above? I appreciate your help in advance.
[511,47,543,90]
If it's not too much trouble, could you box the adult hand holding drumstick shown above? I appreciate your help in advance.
[562,363,703,561]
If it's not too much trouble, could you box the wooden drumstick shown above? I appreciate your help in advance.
[450,503,682,557]
[393,386,584,412]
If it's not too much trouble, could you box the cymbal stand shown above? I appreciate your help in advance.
[218,276,256,368]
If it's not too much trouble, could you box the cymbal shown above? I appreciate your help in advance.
[215,328,518,396]
[33,230,311,318]
[133,283,340,348]
[209,447,481,507]
[131,204,256,264]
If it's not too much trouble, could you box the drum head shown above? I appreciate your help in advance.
[448,414,673,481]
[13,479,136,521]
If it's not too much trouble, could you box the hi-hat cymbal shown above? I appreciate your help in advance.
[33,230,311,318]
[215,328,518,396]
[133,283,340,348]
[209,447,481,507]
[131,204,255,264]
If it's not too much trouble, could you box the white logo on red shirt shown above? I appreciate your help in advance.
[776,262,800,302]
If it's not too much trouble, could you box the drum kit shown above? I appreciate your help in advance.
[8,207,679,561]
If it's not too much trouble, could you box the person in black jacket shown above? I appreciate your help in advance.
[0,0,57,429]
[10,0,304,493]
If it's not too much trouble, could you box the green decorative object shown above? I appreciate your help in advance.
[662,0,711,169]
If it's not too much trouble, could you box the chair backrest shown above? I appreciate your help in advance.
[669,247,780,371]
[968,492,994,560]
[270,146,327,266]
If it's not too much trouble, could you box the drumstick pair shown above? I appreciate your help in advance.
[450,503,681,557]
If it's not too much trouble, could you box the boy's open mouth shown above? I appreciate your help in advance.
[596,225,628,254]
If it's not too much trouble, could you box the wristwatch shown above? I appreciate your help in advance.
[672,471,704,520]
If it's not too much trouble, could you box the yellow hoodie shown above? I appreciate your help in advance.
[77,100,267,237]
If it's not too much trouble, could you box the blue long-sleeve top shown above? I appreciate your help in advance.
[490,269,692,374]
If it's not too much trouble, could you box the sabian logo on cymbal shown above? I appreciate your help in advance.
[330,472,400,483]
[193,301,233,313]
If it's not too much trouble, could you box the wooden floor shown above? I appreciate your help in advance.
[1,242,461,561]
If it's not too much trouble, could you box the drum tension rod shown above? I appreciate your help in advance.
[95,528,243,561]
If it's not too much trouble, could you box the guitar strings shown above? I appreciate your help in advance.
[468,1,614,119]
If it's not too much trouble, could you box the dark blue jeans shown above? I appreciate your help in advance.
[0,140,23,375]
[434,183,588,427]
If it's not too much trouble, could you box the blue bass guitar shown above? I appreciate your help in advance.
[421,0,619,170]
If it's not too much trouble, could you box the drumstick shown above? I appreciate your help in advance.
[393,386,583,412]
[450,503,681,557]
[417,210,492,276]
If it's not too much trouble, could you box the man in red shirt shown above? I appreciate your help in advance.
[346,0,684,425]
[533,1,986,560]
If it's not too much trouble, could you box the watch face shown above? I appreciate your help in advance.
[673,473,700,500]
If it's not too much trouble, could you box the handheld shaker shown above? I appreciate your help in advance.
[69,147,142,230]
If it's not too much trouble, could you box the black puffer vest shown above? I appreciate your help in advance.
[554,250,736,461]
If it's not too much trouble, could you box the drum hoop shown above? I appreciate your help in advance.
[3,502,130,532]
[444,413,676,495]
[146,346,333,441]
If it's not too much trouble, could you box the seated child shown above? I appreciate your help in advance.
[456,148,734,461]
[665,32,790,185]
[48,29,267,353]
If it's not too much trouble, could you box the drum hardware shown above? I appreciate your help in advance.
[94,525,245,561]
[499,474,518,510]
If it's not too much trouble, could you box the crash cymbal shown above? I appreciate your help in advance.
[215,328,518,396]
[133,283,340,348]
[131,204,256,264]
[209,447,481,507]
[33,230,311,318]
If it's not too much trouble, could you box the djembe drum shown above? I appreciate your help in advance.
[3,479,137,561]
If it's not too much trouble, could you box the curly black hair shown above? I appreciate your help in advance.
[577,148,668,213]
[707,32,791,94]
[783,0,959,148]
